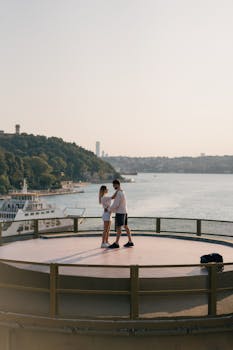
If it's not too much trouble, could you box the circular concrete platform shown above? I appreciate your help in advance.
[0,235,232,277]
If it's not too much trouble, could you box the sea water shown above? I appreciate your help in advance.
[45,173,233,221]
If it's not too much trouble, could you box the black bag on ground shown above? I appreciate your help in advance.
[200,253,223,264]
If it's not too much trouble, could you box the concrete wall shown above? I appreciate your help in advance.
[1,261,233,318]
[0,245,232,349]
[0,325,233,350]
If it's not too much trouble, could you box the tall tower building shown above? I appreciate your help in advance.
[15,124,20,135]
[96,141,100,157]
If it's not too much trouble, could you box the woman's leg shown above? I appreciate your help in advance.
[103,221,111,243]
[105,220,111,243]
[102,220,106,244]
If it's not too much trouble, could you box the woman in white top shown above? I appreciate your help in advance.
[99,185,117,248]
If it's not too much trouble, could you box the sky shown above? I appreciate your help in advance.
[1,0,233,157]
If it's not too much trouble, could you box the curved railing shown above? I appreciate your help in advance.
[0,216,232,321]
[2,216,233,239]
[0,257,232,320]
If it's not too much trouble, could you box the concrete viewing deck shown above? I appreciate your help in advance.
[0,233,231,319]
[0,235,233,277]
[0,231,232,350]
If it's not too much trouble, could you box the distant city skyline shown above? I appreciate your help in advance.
[1,1,233,157]
[0,125,218,158]
[0,123,231,158]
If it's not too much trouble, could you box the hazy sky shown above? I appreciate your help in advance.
[1,0,233,157]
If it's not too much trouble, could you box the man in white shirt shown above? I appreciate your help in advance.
[108,179,134,249]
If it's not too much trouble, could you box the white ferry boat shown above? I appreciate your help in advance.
[0,180,85,237]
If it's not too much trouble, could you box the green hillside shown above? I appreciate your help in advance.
[0,133,119,194]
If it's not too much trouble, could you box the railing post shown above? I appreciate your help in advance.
[34,219,39,238]
[197,219,202,236]
[208,263,217,316]
[130,265,139,319]
[73,217,79,233]
[50,263,58,318]
[0,222,2,246]
[156,218,161,233]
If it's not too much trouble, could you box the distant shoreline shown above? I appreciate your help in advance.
[39,189,85,197]
[105,155,233,175]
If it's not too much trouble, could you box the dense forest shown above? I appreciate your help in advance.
[106,156,233,174]
[0,133,119,194]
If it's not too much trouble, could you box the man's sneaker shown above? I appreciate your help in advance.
[108,242,119,249]
[124,241,134,248]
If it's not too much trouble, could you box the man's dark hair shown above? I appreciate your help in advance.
[112,179,120,185]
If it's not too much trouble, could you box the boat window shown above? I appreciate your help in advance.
[25,213,29,216]
[31,213,34,216]
[46,211,49,213]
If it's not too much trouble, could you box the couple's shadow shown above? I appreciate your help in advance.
[46,246,118,264]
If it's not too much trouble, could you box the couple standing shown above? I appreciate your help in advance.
[99,179,134,249]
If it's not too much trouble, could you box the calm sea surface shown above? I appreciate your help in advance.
[45,173,233,221]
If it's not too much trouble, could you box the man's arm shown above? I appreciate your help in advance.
[111,190,118,199]
[109,191,122,213]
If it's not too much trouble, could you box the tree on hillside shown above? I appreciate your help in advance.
[0,134,120,193]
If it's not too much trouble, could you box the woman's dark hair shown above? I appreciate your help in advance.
[99,185,107,204]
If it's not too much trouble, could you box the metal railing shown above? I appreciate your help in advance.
[1,216,233,239]
[0,258,232,320]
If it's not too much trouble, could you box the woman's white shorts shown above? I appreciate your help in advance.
[102,212,111,221]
